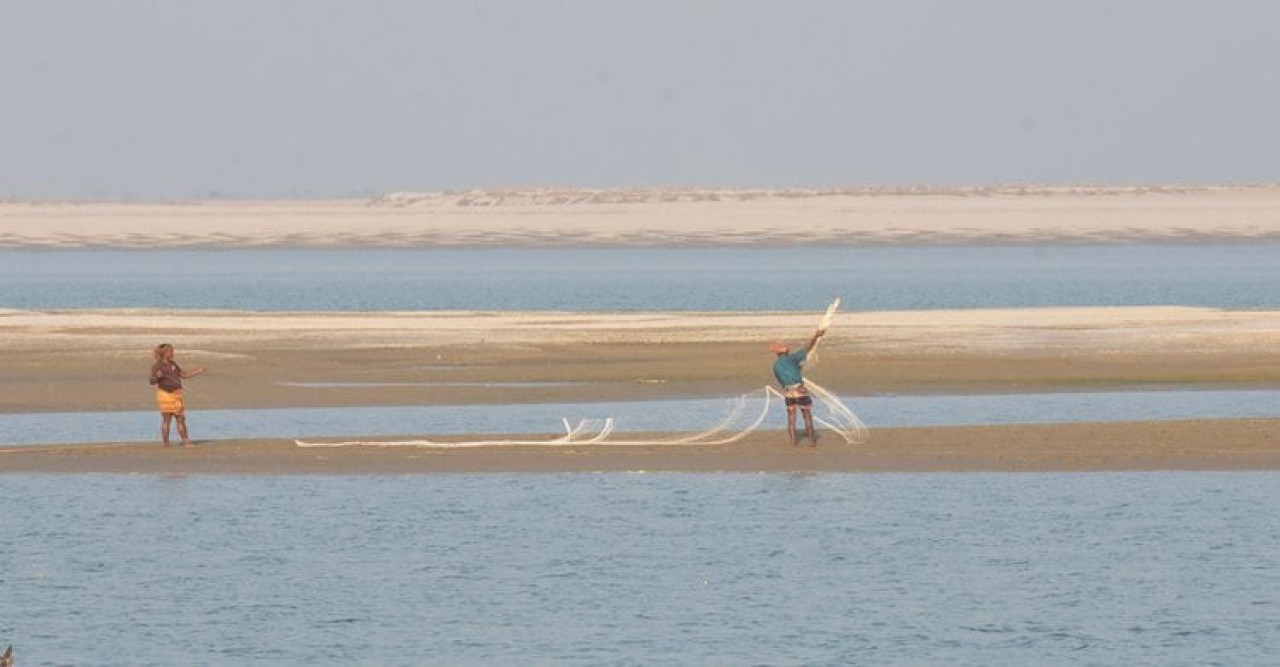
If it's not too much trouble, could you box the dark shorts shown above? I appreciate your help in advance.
[782,384,812,408]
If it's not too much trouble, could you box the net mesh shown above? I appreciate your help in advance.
[297,298,868,449]
[296,381,868,448]
[804,381,871,444]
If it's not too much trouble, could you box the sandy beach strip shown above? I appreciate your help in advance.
[1,306,1277,414]
[2,185,1278,248]
[2,420,1277,474]
[2,307,1276,472]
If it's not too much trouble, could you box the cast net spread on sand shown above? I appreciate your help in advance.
[294,381,869,449]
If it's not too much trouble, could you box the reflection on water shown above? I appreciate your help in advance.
[2,389,1276,446]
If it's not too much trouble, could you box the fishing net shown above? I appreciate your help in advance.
[296,297,869,449]
[295,381,868,448]
[804,381,871,444]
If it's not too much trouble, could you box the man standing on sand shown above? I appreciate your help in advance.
[149,343,207,447]
[771,328,825,447]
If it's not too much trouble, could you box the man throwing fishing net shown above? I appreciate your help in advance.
[770,327,826,447]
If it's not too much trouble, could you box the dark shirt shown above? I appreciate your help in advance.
[150,361,183,392]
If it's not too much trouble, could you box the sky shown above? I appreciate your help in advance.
[2,1,1279,199]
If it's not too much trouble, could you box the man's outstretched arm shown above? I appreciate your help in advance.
[804,328,826,354]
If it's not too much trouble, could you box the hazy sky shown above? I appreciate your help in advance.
[3,1,1278,198]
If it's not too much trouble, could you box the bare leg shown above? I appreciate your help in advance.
[160,413,173,446]
[802,407,817,446]
[176,414,193,447]
[176,415,193,447]
[786,406,799,446]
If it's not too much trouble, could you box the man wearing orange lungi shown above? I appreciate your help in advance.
[149,343,207,447]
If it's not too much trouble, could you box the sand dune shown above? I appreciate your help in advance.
[2,185,1278,248]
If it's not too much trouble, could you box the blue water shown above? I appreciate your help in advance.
[3,473,1278,665]
[3,243,1278,664]
[2,244,1277,311]
[2,389,1277,447]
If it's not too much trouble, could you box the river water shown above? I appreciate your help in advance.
[2,243,1277,664]
[2,244,1277,311]
[3,472,1278,665]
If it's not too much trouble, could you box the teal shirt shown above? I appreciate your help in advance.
[772,349,808,387]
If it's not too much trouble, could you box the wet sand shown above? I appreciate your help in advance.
[1,306,1277,472]
[2,307,1277,414]
[2,420,1277,474]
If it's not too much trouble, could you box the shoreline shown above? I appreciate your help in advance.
[2,420,1277,474]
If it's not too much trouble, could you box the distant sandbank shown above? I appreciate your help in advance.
[2,185,1278,248]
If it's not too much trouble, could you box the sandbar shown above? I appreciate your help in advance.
[1,306,1277,472]
[0,307,1276,414]
[2,185,1278,248]
[2,420,1277,474]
